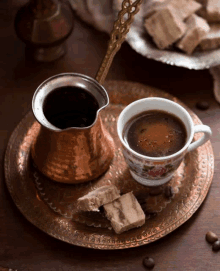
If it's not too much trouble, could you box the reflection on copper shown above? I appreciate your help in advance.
[4,81,214,249]
[17,122,40,175]
[36,192,42,202]
[31,116,115,183]
[31,73,115,184]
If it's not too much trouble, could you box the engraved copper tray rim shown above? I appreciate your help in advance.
[4,80,214,249]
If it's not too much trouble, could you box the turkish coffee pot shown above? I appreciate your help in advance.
[31,0,142,184]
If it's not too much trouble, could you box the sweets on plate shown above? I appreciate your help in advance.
[103,192,146,234]
[144,5,187,49]
[77,185,146,234]
[77,185,120,212]
[144,0,220,53]
[176,14,210,54]
[144,0,201,20]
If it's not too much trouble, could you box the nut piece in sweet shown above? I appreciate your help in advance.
[77,185,120,212]
[206,231,218,243]
[104,192,145,234]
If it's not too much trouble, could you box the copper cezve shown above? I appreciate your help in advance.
[31,73,115,184]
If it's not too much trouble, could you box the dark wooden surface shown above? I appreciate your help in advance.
[1,1,220,270]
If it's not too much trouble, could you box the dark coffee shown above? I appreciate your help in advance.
[123,110,187,157]
[43,86,99,129]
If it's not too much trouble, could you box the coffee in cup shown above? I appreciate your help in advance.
[117,98,212,187]
[122,110,187,158]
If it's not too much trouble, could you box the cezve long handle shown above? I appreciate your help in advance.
[96,0,143,85]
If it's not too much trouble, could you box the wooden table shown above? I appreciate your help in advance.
[1,1,220,270]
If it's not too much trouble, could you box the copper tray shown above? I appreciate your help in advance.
[4,80,214,249]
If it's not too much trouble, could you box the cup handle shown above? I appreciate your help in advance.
[188,125,212,152]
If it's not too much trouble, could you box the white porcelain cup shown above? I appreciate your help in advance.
[117,97,212,187]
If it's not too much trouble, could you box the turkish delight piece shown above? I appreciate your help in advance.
[176,14,210,54]
[103,192,145,234]
[77,185,120,212]
[144,5,187,49]
[200,24,220,50]
[144,0,170,19]
[174,0,202,20]
[197,0,220,23]
[206,0,220,22]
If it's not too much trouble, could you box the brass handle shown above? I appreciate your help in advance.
[96,0,143,85]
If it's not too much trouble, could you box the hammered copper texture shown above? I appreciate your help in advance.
[31,115,115,184]
[4,81,214,249]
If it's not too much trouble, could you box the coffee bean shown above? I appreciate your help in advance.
[143,257,155,269]
[206,231,218,244]
[212,240,220,252]
[196,101,210,110]
[164,185,174,199]
[149,187,163,196]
